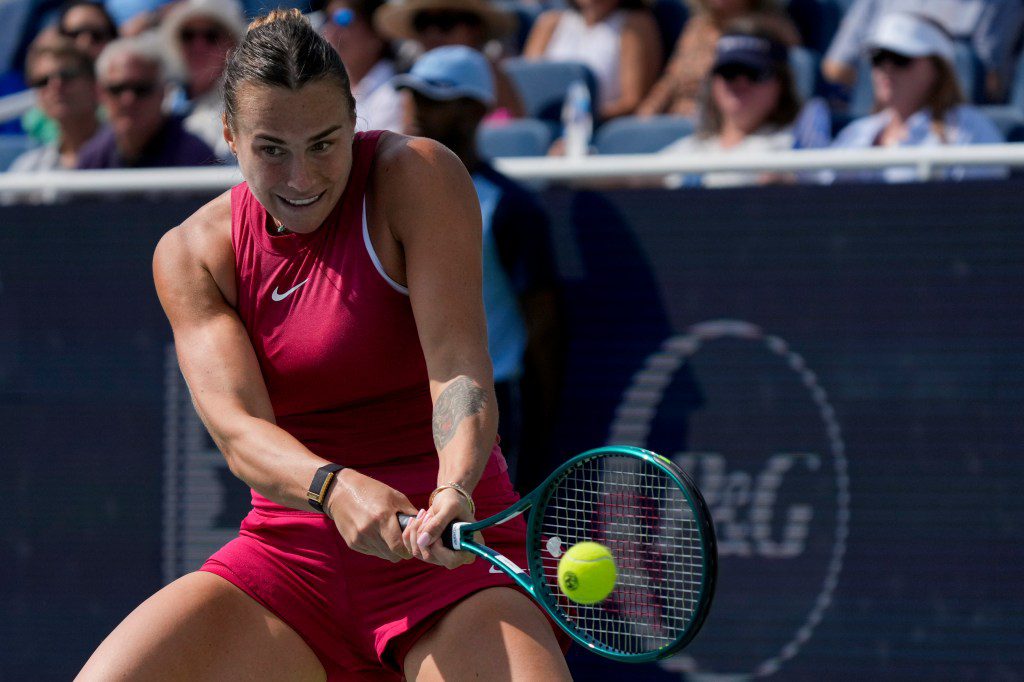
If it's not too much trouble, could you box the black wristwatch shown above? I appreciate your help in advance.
[307,463,345,513]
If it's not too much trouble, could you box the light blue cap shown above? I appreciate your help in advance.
[392,46,495,107]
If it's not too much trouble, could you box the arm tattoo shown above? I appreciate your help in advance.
[432,377,488,451]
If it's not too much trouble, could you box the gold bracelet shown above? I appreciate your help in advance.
[429,482,475,516]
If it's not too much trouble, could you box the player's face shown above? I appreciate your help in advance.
[227,79,356,234]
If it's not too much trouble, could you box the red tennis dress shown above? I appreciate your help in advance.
[200,131,537,679]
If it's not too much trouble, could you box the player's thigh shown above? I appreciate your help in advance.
[76,571,325,682]
[405,586,571,682]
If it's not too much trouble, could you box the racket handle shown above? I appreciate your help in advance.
[397,513,457,550]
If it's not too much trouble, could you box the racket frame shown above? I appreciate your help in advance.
[448,445,717,662]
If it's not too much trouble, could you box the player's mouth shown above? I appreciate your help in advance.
[278,192,324,208]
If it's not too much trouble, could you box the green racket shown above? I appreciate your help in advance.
[398,445,717,662]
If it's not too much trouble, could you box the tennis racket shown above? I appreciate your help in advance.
[398,445,717,662]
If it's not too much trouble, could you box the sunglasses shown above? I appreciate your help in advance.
[30,67,87,89]
[60,26,113,42]
[715,64,775,84]
[181,27,226,45]
[870,49,913,69]
[331,8,355,27]
[412,11,482,33]
[104,81,158,98]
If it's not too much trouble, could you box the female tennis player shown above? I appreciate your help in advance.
[77,9,570,681]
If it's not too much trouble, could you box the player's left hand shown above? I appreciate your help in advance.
[402,487,481,569]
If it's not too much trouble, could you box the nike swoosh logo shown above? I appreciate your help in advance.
[489,564,503,574]
[271,278,309,302]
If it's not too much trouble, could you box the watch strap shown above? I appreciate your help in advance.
[307,463,345,513]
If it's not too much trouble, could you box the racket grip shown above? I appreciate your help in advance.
[396,513,457,550]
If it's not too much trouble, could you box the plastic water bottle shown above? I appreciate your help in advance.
[562,79,592,158]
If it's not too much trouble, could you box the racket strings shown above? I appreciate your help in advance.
[536,456,705,655]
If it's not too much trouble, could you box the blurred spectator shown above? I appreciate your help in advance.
[78,33,217,168]
[375,0,526,117]
[523,0,662,120]
[638,0,799,118]
[822,0,1024,104]
[162,0,245,159]
[57,0,119,60]
[20,27,67,146]
[661,20,828,186]
[9,39,99,172]
[394,46,565,488]
[322,0,403,131]
[19,3,116,146]
[830,12,1005,182]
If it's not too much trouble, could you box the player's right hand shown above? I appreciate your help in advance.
[326,469,418,562]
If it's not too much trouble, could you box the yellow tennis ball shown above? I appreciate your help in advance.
[557,541,617,604]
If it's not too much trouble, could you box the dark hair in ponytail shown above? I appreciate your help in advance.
[223,9,356,130]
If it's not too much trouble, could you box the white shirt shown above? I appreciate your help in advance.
[661,126,796,188]
[544,10,626,109]
[183,87,233,162]
[353,60,403,133]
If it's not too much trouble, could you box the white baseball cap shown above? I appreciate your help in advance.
[866,12,955,64]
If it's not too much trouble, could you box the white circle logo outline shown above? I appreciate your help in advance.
[608,319,851,678]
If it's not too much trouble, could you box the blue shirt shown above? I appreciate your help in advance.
[829,105,1006,182]
[471,164,557,383]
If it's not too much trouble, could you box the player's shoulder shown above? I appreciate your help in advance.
[375,131,466,179]
[155,189,233,273]
[372,131,472,204]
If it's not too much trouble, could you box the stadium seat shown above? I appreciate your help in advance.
[0,134,34,171]
[952,40,981,103]
[477,118,554,158]
[789,46,820,102]
[977,105,1024,142]
[1009,50,1024,111]
[502,59,599,122]
[592,115,695,154]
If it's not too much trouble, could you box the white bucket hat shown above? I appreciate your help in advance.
[162,0,247,72]
[866,12,955,65]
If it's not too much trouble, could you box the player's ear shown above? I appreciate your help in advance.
[222,113,237,156]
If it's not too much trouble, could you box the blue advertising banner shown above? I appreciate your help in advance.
[1,181,1021,679]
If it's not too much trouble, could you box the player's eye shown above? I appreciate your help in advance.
[310,140,333,153]
[260,145,285,158]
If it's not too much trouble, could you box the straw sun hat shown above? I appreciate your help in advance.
[374,0,517,42]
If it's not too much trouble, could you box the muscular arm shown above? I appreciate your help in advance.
[154,201,321,509]
[375,136,498,566]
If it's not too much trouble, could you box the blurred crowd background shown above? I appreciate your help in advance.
[2,0,1024,185]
